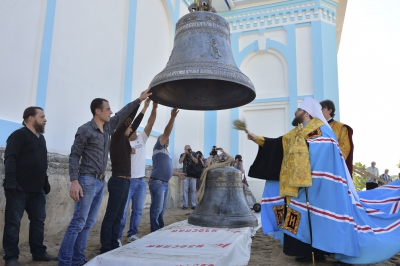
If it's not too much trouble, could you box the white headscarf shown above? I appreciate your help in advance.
[298,97,330,128]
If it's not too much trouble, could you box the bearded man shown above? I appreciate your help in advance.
[3,107,57,266]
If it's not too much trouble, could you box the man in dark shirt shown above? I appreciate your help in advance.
[58,88,151,266]
[3,106,57,266]
[99,98,149,254]
[179,145,198,210]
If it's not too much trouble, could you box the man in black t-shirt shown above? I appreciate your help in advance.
[179,145,198,210]
[3,106,57,266]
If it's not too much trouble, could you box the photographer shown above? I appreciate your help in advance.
[196,151,207,168]
[206,146,225,167]
[232,154,245,175]
[195,151,206,190]
[179,145,198,210]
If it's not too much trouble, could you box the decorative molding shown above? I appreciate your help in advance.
[320,1,336,11]
[224,2,319,19]
[220,1,337,33]
[206,180,243,188]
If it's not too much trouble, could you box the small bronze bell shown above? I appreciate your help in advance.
[149,1,255,110]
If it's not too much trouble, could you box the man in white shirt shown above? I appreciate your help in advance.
[366,161,379,190]
[118,101,157,244]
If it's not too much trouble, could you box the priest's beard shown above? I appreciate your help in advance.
[33,120,45,134]
[291,111,306,126]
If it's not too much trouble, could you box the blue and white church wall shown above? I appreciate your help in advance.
[0,0,346,201]
[0,0,192,163]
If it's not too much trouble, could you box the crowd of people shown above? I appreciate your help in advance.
[2,88,248,266]
[4,94,399,266]
[178,145,247,210]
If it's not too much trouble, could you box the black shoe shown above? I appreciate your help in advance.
[182,206,188,210]
[191,206,196,210]
[334,261,353,265]
[5,260,20,266]
[33,251,58,261]
[295,257,311,262]
[295,255,326,262]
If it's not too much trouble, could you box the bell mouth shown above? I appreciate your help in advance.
[149,78,256,111]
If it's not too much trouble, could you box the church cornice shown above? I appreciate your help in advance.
[220,0,337,32]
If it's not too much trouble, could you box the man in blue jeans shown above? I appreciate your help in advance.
[149,107,186,232]
[179,145,198,210]
[57,88,151,266]
[3,106,57,266]
[118,100,158,244]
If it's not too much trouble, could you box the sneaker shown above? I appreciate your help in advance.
[182,206,188,210]
[117,239,122,247]
[191,206,196,210]
[127,235,140,243]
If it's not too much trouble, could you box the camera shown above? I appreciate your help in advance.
[209,145,218,156]
[188,148,192,153]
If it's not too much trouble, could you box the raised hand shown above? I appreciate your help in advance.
[144,98,151,108]
[139,87,152,102]
[171,107,179,118]
[247,132,257,141]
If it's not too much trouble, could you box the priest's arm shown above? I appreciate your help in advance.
[247,132,283,182]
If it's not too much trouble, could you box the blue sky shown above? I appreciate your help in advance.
[338,0,400,176]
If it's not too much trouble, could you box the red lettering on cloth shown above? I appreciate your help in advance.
[214,243,231,248]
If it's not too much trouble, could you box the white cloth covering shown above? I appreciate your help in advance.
[85,213,261,266]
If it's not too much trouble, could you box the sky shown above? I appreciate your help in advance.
[337,0,400,176]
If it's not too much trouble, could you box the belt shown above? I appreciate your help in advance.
[81,173,105,180]
[149,177,164,182]
[115,175,131,180]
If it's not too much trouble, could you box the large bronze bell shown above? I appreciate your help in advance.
[188,167,258,228]
[149,1,256,110]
